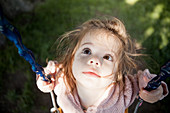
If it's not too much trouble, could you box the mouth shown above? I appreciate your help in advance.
[82,71,101,78]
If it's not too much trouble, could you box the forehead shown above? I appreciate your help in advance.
[80,29,121,52]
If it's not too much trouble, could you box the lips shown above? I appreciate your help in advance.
[82,71,101,78]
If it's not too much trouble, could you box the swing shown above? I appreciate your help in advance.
[1,8,169,113]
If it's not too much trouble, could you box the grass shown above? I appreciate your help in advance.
[0,0,169,112]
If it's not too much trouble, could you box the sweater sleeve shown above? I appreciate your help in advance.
[160,81,169,100]
[138,69,169,101]
[123,69,169,107]
[124,69,164,108]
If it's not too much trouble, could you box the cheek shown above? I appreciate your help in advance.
[73,54,89,67]
[72,59,79,78]
[72,56,85,78]
[101,63,115,76]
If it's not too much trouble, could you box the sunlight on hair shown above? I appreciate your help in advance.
[125,0,139,5]
[149,4,164,20]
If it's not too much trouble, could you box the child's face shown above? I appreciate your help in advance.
[72,29,120,89]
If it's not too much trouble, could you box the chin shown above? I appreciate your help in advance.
[79,79,111,89]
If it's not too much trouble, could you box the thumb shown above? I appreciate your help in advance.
[139,69,157,89]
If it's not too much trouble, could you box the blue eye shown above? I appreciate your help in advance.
[103,54,113,61]
[82,48,91,55]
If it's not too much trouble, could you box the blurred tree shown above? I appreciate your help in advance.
[0,0,45,19]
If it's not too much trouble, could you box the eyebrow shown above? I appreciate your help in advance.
[80,42,93,47]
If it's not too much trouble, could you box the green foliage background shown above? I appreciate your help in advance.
[0,0,169,113]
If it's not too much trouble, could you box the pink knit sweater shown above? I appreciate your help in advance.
[54,72,168,113]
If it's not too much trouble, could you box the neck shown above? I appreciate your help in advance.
[76,81,108,109]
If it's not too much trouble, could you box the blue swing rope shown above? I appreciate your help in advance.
[0,8,58,113]
[0,9,48,82]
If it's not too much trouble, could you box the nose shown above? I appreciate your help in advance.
[88,57,101,67]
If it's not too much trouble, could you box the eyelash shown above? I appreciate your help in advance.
[82,48,91,55]
[103,54,113,62]
[82,48,113,62]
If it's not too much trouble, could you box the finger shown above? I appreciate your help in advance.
[37,76,55,85]
[141,69,157,88]
[143,69,157,80]
[143,76,148,83]
[39,83,54,93]
[143,69,151,82]
[141,87,162,97]
[37,78,55,93]
[139,89,154,103]
[51,77,55,82]
[37,77,48,86]
[44,61,58,74]
[139,86,163,103]
[48,61,58,73]
[56,64,63,72]
[138,71,148,89]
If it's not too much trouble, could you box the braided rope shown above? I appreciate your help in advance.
[0,8,58,113]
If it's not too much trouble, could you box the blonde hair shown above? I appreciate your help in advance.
[57,17,143,94]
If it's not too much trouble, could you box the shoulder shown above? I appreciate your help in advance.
[121,74,139,107]
[123,73,139,90]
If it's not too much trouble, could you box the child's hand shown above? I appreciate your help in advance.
[138,69,168,103]
[36,61,59,93]
[139,85,163,103]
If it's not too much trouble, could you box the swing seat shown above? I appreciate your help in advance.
[57,107,63,113]
[125,108,128,113]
